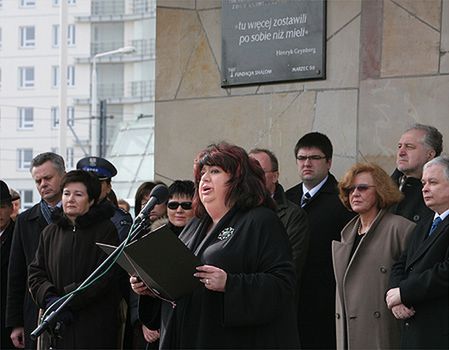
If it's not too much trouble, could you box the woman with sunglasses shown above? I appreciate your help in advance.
[163,180,195,236]
[132,142,299,349]
[332,163,416,350]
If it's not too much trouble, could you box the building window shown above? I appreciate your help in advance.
[51,66,58,87]
[18,66,34,88]
[67,65,75,86]
[19,189,34,210]
[66,147,74,168]
[19,26,35,48]
[52,24,76,47]
[67,106,75,126]
[51,106,75,127]
[17,148,33,170]
[18,107,34,129]
[51,106,58,128]
[52,66,75,87]
[20,0,36,7]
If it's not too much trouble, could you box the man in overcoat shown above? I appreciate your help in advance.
[1,180,15,349]
[387,155,449,349]
[6,153,65,349]
[286,132,354,349]
[391,124,442,227]
[249,148,310,287]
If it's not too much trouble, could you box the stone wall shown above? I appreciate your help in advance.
[154,0,449,189]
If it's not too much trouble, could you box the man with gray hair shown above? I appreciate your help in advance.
[6,152,66,349]
[391,123,443,225]
[387,155,449,349]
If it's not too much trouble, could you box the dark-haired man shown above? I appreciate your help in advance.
[6,152,66,349]
[286,132,354,350]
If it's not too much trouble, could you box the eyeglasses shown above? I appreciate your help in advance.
[167,201,193,210]
[344,184,376,195]
[296,155,327,162]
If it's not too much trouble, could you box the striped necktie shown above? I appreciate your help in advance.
[301,192,311,207]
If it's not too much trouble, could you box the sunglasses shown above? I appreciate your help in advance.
[167,201,193,210]
[344,184,376,195]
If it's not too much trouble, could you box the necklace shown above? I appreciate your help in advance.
[357,224,368,236]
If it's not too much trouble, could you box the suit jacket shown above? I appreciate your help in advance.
[332,210,415,349]
[6,203,48,350]
[389,215,449,349]
[286,173,355,350]
[1,219,15,349]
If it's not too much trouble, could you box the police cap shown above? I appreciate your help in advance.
[76,156,117,180]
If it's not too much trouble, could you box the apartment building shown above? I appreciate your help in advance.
[0,0,156,210]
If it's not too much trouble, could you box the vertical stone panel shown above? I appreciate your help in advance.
[381,0,440,77]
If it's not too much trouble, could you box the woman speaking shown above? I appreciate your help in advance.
[131,142,299,349]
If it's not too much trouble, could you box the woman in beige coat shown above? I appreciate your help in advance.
[332,163,415,349]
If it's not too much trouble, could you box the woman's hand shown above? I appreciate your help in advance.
[194,265,227,292]
[130,275,153,296]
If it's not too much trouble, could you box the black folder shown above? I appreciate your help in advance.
[96,224,202,301]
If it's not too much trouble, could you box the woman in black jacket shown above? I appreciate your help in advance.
[28,170,122,349]
[131,142,299,349]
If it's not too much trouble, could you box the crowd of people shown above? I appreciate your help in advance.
[0,123,448,350]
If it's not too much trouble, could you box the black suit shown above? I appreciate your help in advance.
[1,220,15,349]
[389,215,449,349]
[390,169,434,226]
[286,174,354,349]
[6,204,48,350]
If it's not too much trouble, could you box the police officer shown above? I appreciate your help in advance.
[76,156,132,242]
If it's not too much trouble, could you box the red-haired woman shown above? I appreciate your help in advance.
[131,142,299,349]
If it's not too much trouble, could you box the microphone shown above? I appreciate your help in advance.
[134,184,169,223]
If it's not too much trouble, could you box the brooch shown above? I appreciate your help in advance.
[218,227,234,240]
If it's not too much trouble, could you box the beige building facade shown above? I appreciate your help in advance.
[154,0,449,188]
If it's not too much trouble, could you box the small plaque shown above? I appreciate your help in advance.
[221,0,326,87]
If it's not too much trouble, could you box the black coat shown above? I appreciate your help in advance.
[389,214,449,349]
[274,183,309,286]
[28,203,122,349]
[1,219,15,349]
[139,206,300,349]
[6,203,48,349]
[390,169,434,226]
[286,174,355,350]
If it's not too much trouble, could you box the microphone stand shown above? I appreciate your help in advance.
[30,216,148,342]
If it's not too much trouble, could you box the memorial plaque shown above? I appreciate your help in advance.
[221,0,326,87]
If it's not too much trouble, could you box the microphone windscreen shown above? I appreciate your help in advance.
[150,184,169,204]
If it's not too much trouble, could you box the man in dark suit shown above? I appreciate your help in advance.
[387,155,449,349]
[249,148,310,286]
[1,180,15,349]
[6,153,65,349]
[286,132,354,349]
[391,124,443,226]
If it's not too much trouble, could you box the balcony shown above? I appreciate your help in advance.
[76,0,156,22]
[74,80,154,105]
